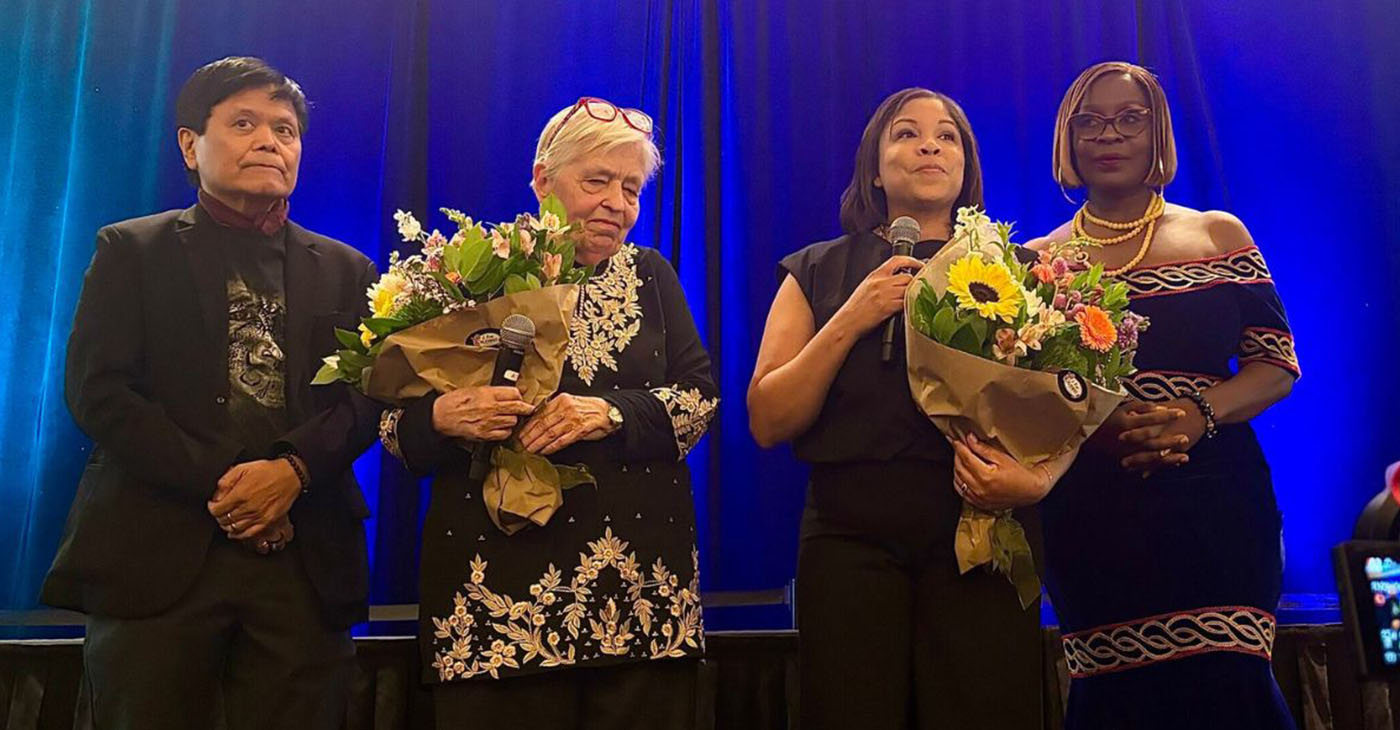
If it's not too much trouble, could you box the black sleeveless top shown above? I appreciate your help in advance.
[777,231,951,465]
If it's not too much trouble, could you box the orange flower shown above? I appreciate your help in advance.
[1075,306,1117,352]
[1031,263,1055,284]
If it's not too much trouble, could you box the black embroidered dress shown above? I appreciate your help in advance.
[1039,245,1301,729]
[381,243,719,684]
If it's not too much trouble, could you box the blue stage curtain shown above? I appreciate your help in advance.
[1,0,1396,613]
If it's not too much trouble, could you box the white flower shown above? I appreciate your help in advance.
[394,209,423,241]
[956,206,991,230]
[321,354,341,369]
[1023,286,1045,318]
[537,211,564,232]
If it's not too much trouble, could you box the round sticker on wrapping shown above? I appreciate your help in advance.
[1057,370,1087,403]
[466,328,501,349]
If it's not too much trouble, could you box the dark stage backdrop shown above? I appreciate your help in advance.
[2,0,1397,617]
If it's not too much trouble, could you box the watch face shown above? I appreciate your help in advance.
[608,406,624,425]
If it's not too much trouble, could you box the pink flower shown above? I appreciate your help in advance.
[1052,292,1068,310]
[424,229,448,252]
[993,327,1027,366]
[520,232,536,257]
[542,252,562,281]
[490,229,510,259]
[1051,257,1071,277]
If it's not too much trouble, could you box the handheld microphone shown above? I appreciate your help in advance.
[880,216,921,363]
[468,313,536,481]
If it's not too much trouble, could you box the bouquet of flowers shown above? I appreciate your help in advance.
[905,207,1149,607]
[314,195,597,535]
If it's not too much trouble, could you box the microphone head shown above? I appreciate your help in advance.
[499,314,536,353]
[887,216,921,247]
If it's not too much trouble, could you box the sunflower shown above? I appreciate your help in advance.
[946,254,1023,322]
[1075,305,1117,352]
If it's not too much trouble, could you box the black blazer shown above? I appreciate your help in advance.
[41,205,382,629]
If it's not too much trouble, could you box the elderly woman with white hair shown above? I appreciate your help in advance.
[378,97,719,729]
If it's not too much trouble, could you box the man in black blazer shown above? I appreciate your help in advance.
[42,57,381,730]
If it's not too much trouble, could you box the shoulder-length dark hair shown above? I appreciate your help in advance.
[839,87,985,234]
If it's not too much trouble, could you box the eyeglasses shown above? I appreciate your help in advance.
[540,97,654,155]
[1067,107,1152,141]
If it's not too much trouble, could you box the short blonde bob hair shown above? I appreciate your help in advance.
[1053,61,1177,190]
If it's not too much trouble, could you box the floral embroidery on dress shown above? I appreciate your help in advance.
[650,386,719,459]
[378,408,404,461]
[430,527,703,681]
[568,244,643,386]
[1238,327,1300,377]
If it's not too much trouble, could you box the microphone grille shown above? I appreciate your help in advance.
[499,314,536,352]
[888,216,921,246]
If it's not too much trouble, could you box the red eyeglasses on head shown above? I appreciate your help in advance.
[541,97,654,154]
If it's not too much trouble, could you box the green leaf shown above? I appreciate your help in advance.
[336,348,372,371]
[443,244,463,274]
[462,236,493,281]
[503,273,529,295]
[1086,264,1103,289]
[362,317,408,337]
[311,361,343,385]
[557,464,596,489]
[334,327,363,352]
[539,193,568,223]
[469,258,508,297]
[967,315,989,345]
[1035,333,1090,375]
[949,323,984,355]
[932,306,958,343]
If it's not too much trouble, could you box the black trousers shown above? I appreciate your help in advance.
[796,461,1042,730]
[83,539,355,730]
[431,657,699,730]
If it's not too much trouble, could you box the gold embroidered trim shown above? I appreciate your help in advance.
[379,408,404,461]
[1062,606,1276,679]
[1239,327,1300,376]
[430,527,703,681]
[650,386,719,459]
[568,244,643,386]
[1119,247,1272,298]
[1124,371,1225,403]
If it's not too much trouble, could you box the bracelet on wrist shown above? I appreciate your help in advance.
[279,452,311,493]
[1183,389,1219,440]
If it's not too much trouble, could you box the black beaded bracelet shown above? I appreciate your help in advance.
[280,453,311,493]
[1184,389,1219,440]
